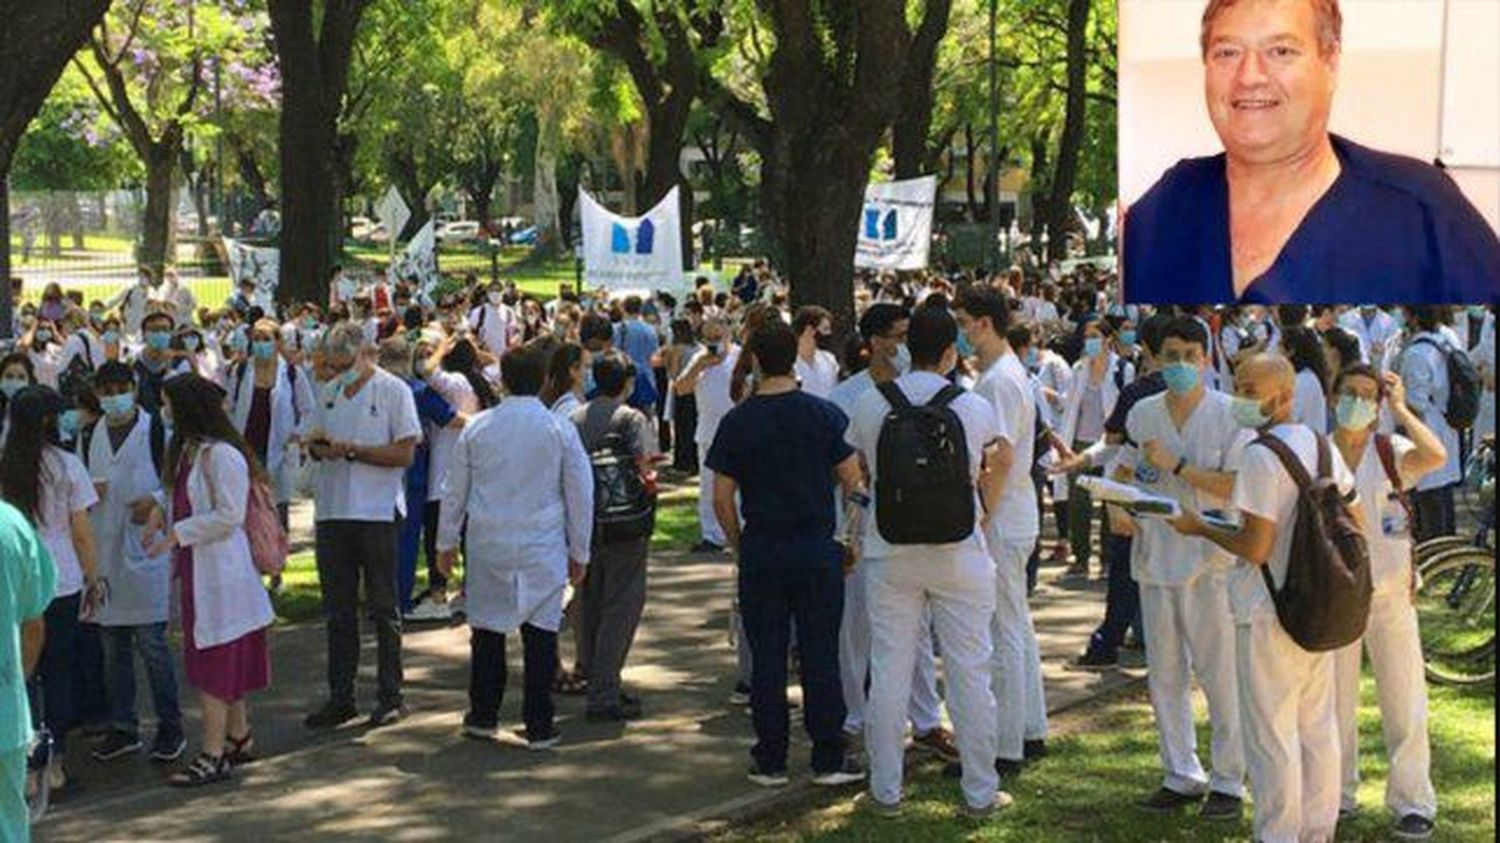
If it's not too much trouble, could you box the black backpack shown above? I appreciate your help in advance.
[1410,336,1481,430]
[588,424,656,544]
[874,381,974,545]
[1253,433,1372,652]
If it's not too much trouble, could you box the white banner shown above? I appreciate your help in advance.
[579,186,685,291]
[854,175,938,271]
[391,219,439,293]
[376,186,411,244]
[222,237,280,301]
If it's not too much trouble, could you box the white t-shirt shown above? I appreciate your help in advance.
[38,446,99,597]
[828,369,875,418]
[310,368,423,522]
[846,371,999,563]
[794,349,840,400]
[1228,424,1357,623]
[468,302,517,360]
[1350,434,1418,593]
[689,344,740,445]
[972,352,1038,541]
[1125,390,1247,586]
[1292,368,1328,435]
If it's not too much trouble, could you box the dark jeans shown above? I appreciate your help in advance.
[468,625,556,737]
[28,594,81,755]
[738,561,846,774]
[316,519,404,708]
[72,622,110,729]
[1412,484,1456,543]
[1085,531,1143,659]
[672,393,699,473]
[397,500,449,612]
[582,537,650,708]
[100,622,182,738]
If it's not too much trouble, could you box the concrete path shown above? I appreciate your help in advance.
[36,518,1141,843]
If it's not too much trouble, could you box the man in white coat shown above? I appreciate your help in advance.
[1169,353,1360,843]
[955,286,1048,776]
[1124,317,1245,820]
[438,343,593,749]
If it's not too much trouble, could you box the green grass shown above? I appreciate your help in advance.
[271,496,700,625]
[10,232,135,254]
[714,679,1495,843]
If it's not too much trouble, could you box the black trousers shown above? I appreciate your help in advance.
[1086,531,1143,658]
[315,519,404,708]
[738,561,846,774]
[672,393,699,473]
[468,625,557,738]
[1412,483,1456,543]
[422,501,447,593]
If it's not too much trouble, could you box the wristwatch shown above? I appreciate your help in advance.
[1172,456,1188,476]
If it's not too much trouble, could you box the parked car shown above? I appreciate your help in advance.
[436,220,482,243]
[508,226,539,246]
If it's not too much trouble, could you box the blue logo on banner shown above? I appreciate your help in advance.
[863,206,898,241]
[610,218,657,255]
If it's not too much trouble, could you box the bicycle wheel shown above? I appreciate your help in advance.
[1414,536,1473,564]
[1415,548,1496,688]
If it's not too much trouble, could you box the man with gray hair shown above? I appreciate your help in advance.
[302,321,423,731]
[1125,0,1500,304]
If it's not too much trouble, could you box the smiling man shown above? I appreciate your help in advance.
[1124,0,1500,304]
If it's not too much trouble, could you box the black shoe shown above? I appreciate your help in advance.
[524,726,561,751]
[747,763,790,787]
[1392,814,1435,841]
[1137,787,1203,812]
[811,756,865,786]
[149,728,188,763]
[942,761,963,779]
[1072,651,1118,671]
[1023,739,1048,761]
[995,758,1025,779]
[167,753,232,788]
[91,730,142,761]
[729,682,751,706]
[304,701,359,730]
[691,540,725,554]
[366,703,407,728]
[617,694,643,719]
[1199,791,1242,821]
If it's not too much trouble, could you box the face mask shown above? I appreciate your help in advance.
[58,410,80,439]
[1391,311,1406,330]
[1162,362,1200,395]
[145,331,172,351]
[34,329,52,344]
[230,331,249,353]
[337,278,357,297]
[0,378,25,399]
[253,340,277,360]
[891,342,912,374]
[488,291,503,306]
[183,335,201,353]
[303,317,319,330]
[103,330,120,345]
[583,366,597,395]
[90,309,104,322]
[1083,337,1104,358]
[1231,395,1272,429]
[100,392,136,419]
[1120,329,1138,347]
[956,330,975,358]
[1025,348,1040,369]
[1335,395,1379,431]
[338,366,361,388]
[1468,306,1487,319]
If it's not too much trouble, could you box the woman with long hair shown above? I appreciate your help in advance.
[1282,324,1332,434]
[539,340,585,416]
[0,386,101,794]
[142,374,275,787]
[441,335,499,410]
[0,354,37,448]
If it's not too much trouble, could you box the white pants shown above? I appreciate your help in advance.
[696,441,726,546]
[1238,612,1340,843]
[1334,586,1436,820]
[865,552,998,810]
[839,563,943,735]
[1139,575,1245,797]
[986,532,1047,760]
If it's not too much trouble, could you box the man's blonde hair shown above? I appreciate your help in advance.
[1201,0,1342,57]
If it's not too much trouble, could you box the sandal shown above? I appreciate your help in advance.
[168,753,232,788]
[553,670,589,696]
[225,730,256,765]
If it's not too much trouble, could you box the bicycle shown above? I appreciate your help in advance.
[1414,437,1495,688]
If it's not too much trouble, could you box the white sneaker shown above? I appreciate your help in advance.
[403,597,452,622]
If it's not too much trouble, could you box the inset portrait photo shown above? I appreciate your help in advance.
[1120,0,1500,304]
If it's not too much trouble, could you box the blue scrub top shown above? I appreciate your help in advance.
[1124,134,1500,305]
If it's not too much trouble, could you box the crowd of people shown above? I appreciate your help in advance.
[0,259,1493,842]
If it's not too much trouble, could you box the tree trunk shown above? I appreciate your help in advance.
[0,176,8,338]
[1044,0,1090,263]
[777,146,869,335]
[532,102,563,258]
[892,0,953,180]
[140,144,176,278]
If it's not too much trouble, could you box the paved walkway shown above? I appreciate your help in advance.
[37,508,1141,843]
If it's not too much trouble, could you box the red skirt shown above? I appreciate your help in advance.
[176,546,271,701]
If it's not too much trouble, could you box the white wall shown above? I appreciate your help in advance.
[1119,0,1499,233]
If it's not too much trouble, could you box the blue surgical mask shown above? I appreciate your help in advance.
[34,329,52,344]
[102,330,120,345]
[338,366,361,387]
[1335,395,1379,431]
[146,331,172,351]
[1231,395,1271,428]
[892,342,912,375]
[230,331,249,353]
[1120,329,1138,347]
[253,340,277,360]
[100,392,136,419]
[58,409,80,439]
[1083,337,1104,358]
[956,330,975,359]
[1162,362,1201,395]
[583,366,597,395]
[1025,348,1040,369]
[0,378,26,398]
[1468,306,1487,319]
[183,335,201,353]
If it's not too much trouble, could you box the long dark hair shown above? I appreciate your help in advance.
[161,373,268,488]
[540,341,584,407]
[1283,324,1332,394]
[0,352,38,421]
[442,337,499,408]
[0,385,64,527]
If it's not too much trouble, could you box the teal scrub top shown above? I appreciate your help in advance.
[0,501,56,754]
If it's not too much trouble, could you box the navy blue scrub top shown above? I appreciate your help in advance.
[1124,134,1500,305]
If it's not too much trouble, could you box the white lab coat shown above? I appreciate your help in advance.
[1055,352,1128,502]
[1398,333,1462,490]
[437,397,593,634]
[86,409,171,626]
[1340,309,1399,366]
[167,441,275,648]
[228,359,313,503]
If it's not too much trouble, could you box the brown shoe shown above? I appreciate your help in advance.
[912,727,960,763]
